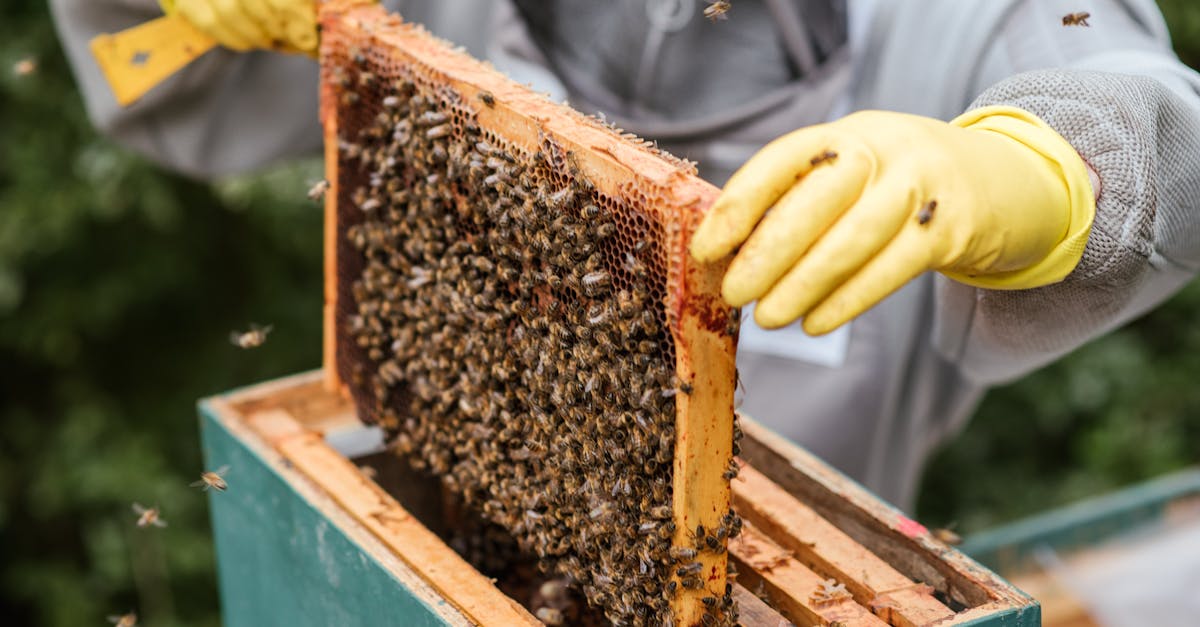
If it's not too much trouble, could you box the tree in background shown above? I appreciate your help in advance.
[1,2,1199,626]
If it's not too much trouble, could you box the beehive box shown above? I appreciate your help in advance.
[199,372,1040,626]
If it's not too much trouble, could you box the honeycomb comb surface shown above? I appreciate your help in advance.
[320,4,739,625]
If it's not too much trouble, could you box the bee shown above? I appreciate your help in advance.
[307,178,331,201]
[704,1,732,22]
[190,465,230,492]
[581,271,610,296]
[1062,12,1090,26]
[669,546,697,561]
[477,90,495,108]
[13,57,36,76]
[931,526,963,545]
[107,612,138,627]
[425,124,450,139]
[809,149,838,167]
[534,607,564,626]
[676,562,703,577]
[916,200,937,226]
[681,576,704,589]
[132,503,167,529]
[230,323,272,349]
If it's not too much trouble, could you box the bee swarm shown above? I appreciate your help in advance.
[320,3,739,626]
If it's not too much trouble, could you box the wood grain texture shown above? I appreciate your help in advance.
[736,416,1036,615]
[732,583,795,626]
[729,521,888,626]
[734,464,954,627]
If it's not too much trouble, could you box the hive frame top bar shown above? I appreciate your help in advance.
[317,2,738,625]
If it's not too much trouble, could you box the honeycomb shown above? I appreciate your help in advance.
[319,4,739,625]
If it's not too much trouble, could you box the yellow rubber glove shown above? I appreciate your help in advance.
[160,0,319,55]
[690,106,1096,335]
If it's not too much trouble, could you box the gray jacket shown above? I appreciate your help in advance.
[51,0,1200,508]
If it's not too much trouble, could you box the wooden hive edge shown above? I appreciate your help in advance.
[316,4,736,625]
[733,464,955,627]
[204,393,542,626]
[735,415,1039,621]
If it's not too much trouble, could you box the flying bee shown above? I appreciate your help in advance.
[107,612,138,627]
[13,57,36,76]
[534,607,564,626]
[190,465,230,492]
[931,526,963,545]
[477,90,495,108]
[700,1,729,21]
[132,503,167,529]
[307,178,330,201]
[1062,12,1090,26]
[230,324,272,349]
[810,149,838,167]
[916,200,937,225]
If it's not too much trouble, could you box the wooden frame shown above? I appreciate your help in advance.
[316,3,736,624]
[201,373,1039,626]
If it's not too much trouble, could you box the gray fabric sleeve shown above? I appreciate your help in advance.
[935,0,1200,383]
[49,0,323,179]
[48,0,495,180]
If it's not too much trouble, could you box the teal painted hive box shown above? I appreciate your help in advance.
[198,371,1040,626]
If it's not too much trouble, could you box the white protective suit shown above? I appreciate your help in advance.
[51,0,1200,508]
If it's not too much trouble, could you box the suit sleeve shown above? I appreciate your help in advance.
[934,0,1200,384]
[49,0,323,179]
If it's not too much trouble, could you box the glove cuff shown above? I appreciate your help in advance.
[943,105,1097,289]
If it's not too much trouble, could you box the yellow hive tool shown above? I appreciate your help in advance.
[89,13,217,106]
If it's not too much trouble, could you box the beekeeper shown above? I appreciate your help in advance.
[51,0,1200,508]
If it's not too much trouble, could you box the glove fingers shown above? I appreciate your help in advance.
[801,226,934,336]
[282,10,319,54]
[752,181,916,328]
[240,0,287,45]
[721,149,870,306]
[212,0,271,50]
[691,126,837,262]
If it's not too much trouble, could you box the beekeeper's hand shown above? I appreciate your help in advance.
[161,0,331,55]
[690,107,1097,335]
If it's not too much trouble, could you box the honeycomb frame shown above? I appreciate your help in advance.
[318,3,737,625]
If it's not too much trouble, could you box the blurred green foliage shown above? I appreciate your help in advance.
[1,2,1199,626]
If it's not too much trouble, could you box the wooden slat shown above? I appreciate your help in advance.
[732,583,796,626]
[736,417,1030,612]
[734,464,954,627]
[729,521,888,627]
[321,83,340,393]
[245,408,540,626]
